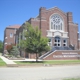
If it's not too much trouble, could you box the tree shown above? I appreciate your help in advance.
[20,22,50,62]
[0,40,3,53]
[6,44,15,54]
[10,46,20,57]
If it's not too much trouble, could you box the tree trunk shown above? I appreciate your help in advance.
[36,53,38,62]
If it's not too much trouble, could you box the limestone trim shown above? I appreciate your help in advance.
[47,30,69,38]
[49,13,65,32]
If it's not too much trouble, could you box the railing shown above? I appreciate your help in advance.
[39,50,53,59]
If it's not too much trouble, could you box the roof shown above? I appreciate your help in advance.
[6,25,20,29]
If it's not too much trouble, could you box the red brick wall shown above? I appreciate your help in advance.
[68,23,78,49]
[44,50,80,60]
[30,7,79,50]
[39,7,68,37]
[4,28,16,51]
[11,7,79,59]
[30,18,40,29]
[78,41,80,50]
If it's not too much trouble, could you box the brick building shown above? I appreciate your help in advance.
[4,7,80,60]
[3,25,20,54]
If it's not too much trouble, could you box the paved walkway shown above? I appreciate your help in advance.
[0,55,16,64]
[12,58,42,61]
[0,55,42,65]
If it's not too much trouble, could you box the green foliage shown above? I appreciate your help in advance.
[10,46,20,57]
[6,44,15,53]
[0,40,3,53]
[20,22,50,61]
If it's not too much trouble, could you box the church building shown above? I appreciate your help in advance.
[4,7,80,60]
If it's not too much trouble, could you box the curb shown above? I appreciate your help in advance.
[6,64,18,67]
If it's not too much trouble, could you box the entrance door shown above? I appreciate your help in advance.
[54,37,61,47]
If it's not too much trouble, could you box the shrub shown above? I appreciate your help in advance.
[10,46,20,57]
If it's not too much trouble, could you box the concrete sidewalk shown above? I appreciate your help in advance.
[12,58,42,61]
[0,55,16,64]
[0,55,42,64]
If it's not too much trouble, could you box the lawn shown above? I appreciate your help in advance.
[63,77,80,80]
[15,60,80,65]
[0,58,6,66]
[44,60,80,65]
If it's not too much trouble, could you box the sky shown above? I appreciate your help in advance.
[0,0,80,41]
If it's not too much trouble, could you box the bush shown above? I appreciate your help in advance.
[10,46,20,57]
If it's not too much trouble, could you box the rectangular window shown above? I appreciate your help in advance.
[63,39,67,46]
[49,39,51,42]
[10,33,13,38]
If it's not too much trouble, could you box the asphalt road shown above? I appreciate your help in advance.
[0,65,80,80]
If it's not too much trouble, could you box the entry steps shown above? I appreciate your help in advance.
[39,47,73,59]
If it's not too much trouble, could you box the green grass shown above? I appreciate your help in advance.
[15,61,44,65]
[63,77,80,80]
[44,60,80,65]
[0,58,6,66]
[15,60,80,65]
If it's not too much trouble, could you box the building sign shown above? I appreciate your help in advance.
[53,52,80,58]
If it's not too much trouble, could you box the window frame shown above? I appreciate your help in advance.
[10,33,13,38]
[50,14,64,31]
[54,37,61,47]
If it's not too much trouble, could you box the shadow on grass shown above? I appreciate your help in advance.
[20,61,44,63]
[15,60,80,65]
[15,61,45,64]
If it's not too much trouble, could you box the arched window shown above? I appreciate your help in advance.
[50,14,64,31]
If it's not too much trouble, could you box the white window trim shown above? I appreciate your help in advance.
[49,13,65,32]
[10,33,13,38]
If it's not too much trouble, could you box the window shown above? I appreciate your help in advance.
[51,22,53,29]
[48,38,52,46]
[58,40,60,42]
[5,42,7,44]
[54,44,57,46]
[63,44,66,46]
[63,39,67,46]
[49,38,51,42]
[5,37,7,39]
[50,14,64,31]
[63,40,66,43]
[10,33,13,38]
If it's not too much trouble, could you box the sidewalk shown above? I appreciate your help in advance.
[12,58,42,61]
[0,55,16,64]
[0,55,42,64]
